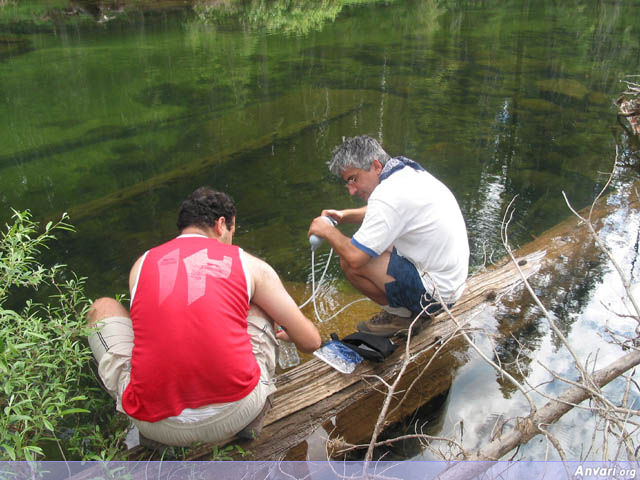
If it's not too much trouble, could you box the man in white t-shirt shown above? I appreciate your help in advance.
[308,135,469,337]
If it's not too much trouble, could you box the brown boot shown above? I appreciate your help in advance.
[236,396,272,441]
[357,311,422,338]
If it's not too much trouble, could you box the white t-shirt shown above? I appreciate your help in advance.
[352,166,469,303]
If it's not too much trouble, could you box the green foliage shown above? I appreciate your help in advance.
[211,444,249,460]
[0,0,393,35]
[193,0,393,35]
[0,210,126,460]
[0,1,94,33]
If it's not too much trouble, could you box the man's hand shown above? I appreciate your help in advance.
[319,206,367,225]
[308,213,371,269]
[246,254,321,353]
[275,325,292,342]
[321,209,344,224]
[308,215,336,241]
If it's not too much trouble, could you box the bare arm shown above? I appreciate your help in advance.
[321,206,367,224]
[314,220,371,268]
[129,254,145,296]
[245,253,321,353]
[309,210,371,269]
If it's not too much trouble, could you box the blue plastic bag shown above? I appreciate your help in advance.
[313,340,363,374]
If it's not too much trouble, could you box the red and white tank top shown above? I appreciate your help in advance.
[122,234,258,422]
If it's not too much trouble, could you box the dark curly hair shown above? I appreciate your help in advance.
[177,187,236,232]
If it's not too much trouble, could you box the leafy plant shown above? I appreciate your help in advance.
[211,444,249,461]
[193,0,393,35]
[0,209,125,460]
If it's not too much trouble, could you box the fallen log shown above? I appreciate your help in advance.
[119,180,639,463]
[617,78,640,136]
[116,250,543,462]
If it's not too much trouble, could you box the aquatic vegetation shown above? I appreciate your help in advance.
[517,97,562,113]
[536,77,590,100]
[0,210,125,460]
[0,34,32,60]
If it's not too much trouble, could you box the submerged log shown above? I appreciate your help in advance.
[49,88,383,222]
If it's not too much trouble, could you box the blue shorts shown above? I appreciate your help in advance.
[384,248,446,316]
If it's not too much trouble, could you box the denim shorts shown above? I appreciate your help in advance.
[385,248,445,316]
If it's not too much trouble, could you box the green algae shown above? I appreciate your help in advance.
[536,78,590,100]
[518,97,562,113]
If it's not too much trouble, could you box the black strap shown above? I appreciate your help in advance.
[334,332,397,362]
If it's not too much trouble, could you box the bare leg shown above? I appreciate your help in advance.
[88,297,129,326]
[86,298,133,403]
[340,251,395,305]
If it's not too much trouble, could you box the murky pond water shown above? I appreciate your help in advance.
[1,0,640,460]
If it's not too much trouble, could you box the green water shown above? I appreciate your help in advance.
[1,0,638,301]
[2,0,640,461]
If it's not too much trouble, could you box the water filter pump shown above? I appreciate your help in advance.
[309,216,337,250]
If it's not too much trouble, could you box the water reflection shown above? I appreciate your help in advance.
[415,180,640,460]
[1,0,639,460]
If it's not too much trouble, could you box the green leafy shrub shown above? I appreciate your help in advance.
[0,210,125,460]
[193,0,389,35]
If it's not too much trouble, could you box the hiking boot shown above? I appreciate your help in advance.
[382,305,412,317]
[237,396,272,441]
[357,311,422,338]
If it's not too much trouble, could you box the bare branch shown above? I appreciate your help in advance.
[562,155,640,324]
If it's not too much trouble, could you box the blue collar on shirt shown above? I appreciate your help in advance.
[379,156,425,182]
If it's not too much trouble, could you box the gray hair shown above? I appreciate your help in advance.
[328,135,391,176]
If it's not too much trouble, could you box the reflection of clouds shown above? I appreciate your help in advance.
[467,170,507,265]
[419,193,640,460]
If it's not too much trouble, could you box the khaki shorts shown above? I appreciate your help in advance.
[88,310,278,446]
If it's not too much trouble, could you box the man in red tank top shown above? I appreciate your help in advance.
[87,187,321,447]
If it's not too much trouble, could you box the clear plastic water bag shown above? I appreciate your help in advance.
[278,339,301,369]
